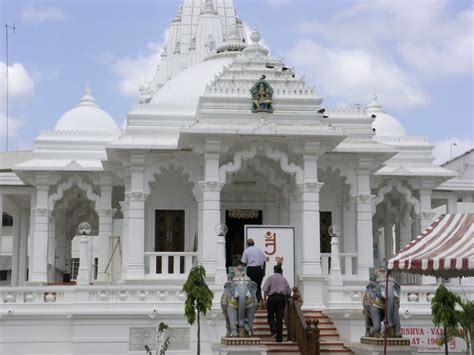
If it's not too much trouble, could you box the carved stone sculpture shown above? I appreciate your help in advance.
[362,267,401,338]
[250,75,273,113]
[221,266,259,337]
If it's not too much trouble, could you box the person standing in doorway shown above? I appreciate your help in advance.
[262,264,292,343]
[240,238,266,303]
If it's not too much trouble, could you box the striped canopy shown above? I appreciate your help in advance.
[388,213,474,278]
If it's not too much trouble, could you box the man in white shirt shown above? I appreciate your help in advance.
[241,238,266,303]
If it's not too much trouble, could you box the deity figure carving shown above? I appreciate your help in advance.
[250,75,273,113]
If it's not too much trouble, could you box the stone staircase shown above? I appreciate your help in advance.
[252,309,353,354]
[302,310,353,355]
[254,309,301,354]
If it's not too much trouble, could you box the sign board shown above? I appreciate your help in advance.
[401,327,467,353]
[129,327,156,351]
[167,328,190,351]
[245,225,295,288]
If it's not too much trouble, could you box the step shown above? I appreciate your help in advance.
[320,351,353,354]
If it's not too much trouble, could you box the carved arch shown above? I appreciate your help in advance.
[374,179,420,212]
[219,142,303,184]
[49,176,100,210]
[144,158,197,194]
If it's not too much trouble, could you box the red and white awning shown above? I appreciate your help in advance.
[388,213,474,278]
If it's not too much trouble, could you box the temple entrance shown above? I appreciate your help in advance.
[320,211,332,253]
[225,210,262,267]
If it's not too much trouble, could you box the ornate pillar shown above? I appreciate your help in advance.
[28,193,36,281]
[447,194,457,214]
[384,198,392,259]
[297,142,325,309]
[96,174,114,283]
[416,181,435,232]
[0,193,3,254]
[192,186,204,263]
[30,173,50,284]
[356,159,374,280]
[289,189,302,275]
[18,209,29,285]
[299,142,323,276]
[343,195,356,253]
[125,151,147,281]
[201,139,223,283]
[76,233,91,285]
[119,198,128,281]
[48,215,56,281]
[11,208,20,286]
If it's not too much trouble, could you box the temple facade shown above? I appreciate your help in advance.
[0,1,472,354]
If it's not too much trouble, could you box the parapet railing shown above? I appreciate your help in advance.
[285,299,320,355]
[144,252,198,279]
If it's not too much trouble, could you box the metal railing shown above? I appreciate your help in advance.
[285,299,320,355]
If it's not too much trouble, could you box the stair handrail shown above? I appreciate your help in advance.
[285,299,320,355]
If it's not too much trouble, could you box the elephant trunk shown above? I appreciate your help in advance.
[238,291,247,337]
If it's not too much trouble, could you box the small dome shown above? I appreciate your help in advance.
[54,85,120,132]
[367,94,406,136]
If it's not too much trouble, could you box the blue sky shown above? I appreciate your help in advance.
[0,0,473,164]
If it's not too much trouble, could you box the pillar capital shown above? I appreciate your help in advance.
[297,182,323,194]
[126,191,149,202]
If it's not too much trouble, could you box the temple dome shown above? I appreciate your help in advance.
[150,56,233,112]
[54,85,120,132]
[367,95,406,136]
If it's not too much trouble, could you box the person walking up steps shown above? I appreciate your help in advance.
[241,238,266,303]
[262,264,292,343]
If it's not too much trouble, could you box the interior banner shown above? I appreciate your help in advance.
[245,225,295,288]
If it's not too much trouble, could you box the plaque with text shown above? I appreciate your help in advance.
[129,327,156,351]
[168,328,190,351]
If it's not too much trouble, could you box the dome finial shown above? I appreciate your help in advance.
[367,92,383,113]
[250,27,261,44]
[79,84,99,108]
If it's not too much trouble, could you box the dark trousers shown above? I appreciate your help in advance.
[246,266,264,302]
[267,294,286,342]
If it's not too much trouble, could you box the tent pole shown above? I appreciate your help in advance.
[383,269,390,355]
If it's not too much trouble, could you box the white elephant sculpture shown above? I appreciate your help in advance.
[221,279,258,337]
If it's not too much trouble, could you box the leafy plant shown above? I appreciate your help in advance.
[157,322,170,355]
[431,284,473,355]
[442,294,473,355]
[183,265,214,355]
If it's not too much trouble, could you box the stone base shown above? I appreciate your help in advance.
[348,339,417,355]
[212,338,266,355]
[360,336,411,346]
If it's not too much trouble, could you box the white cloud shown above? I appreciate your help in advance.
[111,30,169,98]
[22,4,68,24]
[0,112,24,141]
[432,138,474,165]
[295,0,473,79]
[287,40,427,109]
[0,62,35,100]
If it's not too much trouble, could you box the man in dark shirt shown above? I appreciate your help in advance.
[262,264,292,342]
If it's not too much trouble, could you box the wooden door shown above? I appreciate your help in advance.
[155,210,185,252]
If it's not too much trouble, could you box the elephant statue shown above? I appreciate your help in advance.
[362,267,401,338]
[221,268,258,337]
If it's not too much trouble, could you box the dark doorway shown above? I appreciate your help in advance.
[155,210,185,252]
[320,211,332,253]
[225,210,262,267]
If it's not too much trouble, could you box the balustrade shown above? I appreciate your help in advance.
[321,252,358,279]
[285,299,320,355]
[144,252,198,279]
